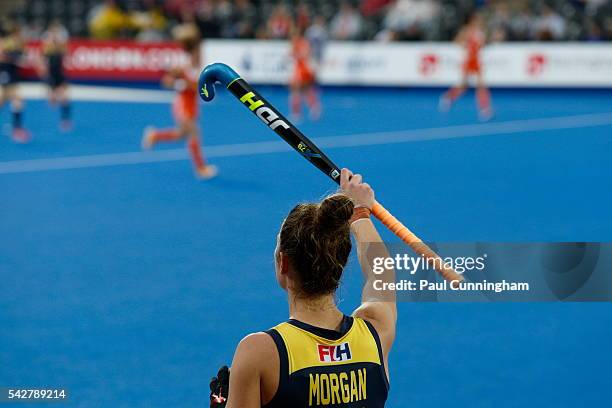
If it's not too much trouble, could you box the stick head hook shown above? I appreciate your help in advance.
[198,63,240,102]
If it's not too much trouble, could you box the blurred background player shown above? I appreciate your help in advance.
[0,22,29,142]
[40,21,71,131]
[439,13,493,121]
[141,24,217,180]
[289,25,321,122]
[305,15,328,70]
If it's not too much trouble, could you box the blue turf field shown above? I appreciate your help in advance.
[1,87,612,407]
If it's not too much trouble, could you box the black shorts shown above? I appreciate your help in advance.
[46,71,67,89]
[0,63,18,86]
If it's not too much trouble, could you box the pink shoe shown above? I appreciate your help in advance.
[12,128,31,144]
[60,120,73,132]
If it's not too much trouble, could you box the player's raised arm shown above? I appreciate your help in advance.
[341,169,397,359]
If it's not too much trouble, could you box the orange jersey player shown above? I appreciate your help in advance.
[141,24,217,179]
[289,27,321,122]
[463,20,485,75]
[440,13,493,121]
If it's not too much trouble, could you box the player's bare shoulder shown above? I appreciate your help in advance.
[229,331,279,407]
[236,331,277,357]
[232,331,279,375]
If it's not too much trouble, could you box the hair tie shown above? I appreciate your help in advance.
[349,207,371,225]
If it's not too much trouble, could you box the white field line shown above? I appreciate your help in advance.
[20,83,174,103]
[0,112,611,175]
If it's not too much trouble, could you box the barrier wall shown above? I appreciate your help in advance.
[22,40,187,82]
[202,40,612,87]
[20,39,612,87]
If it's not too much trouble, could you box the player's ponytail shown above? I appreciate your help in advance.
[316,194,354,233]
[280,193,354,297]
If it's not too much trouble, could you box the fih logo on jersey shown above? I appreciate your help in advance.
[317,343,352,363]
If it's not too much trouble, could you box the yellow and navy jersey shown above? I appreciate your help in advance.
[43,43,66,78]
[264,315,389,407]
[0,36,23,65]
[43,42,67,58]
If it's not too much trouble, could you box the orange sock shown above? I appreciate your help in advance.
[188,137,206,169]
[153,129,181,142]
[306,88,318,107]
[306,88,320,111]
[477,87,491,112]
[445,86,466,102]
[290,92,301,116]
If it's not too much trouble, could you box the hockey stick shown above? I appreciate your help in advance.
[199,63,463,283]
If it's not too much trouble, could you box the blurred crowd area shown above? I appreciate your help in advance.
[3,0,611,42]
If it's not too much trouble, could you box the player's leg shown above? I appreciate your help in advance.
[0,85,6,109]
[305,82,321,121]
[7,85,30,143]
[56,83,72,131]
[48,85,57,105]
[440,75,468,112]
[142,126,185,149]
[289,82,303,121]
[475,72,493,121]
[183,119,217,179]
[141,100,187,149]
[0,64,8,109]
[0,86,5,132]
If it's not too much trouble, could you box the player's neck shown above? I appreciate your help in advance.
[288,293,344,330]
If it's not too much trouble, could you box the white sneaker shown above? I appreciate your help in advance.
[141,127,156,150]
[196,165,218,180]
[438,96,451,113]
[479,108,494,122]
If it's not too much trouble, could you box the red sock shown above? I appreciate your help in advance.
[445,86,466,102]
[305,88,320,110]
[153,129,181,142]
[290,92,301,116]
[188,137,206,169]
[477,87,491,112]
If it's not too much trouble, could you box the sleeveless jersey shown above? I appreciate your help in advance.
[172,66,198,121]
[465,29,485,62]
[462,28,485,74]
[43,42,66,85]
[0,36,23,65]
[42,28,68,77]
[0,36,23,85]
[265,315,389,407]
[291,37,316,85]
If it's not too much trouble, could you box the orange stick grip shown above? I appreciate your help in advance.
[371,202,464,283]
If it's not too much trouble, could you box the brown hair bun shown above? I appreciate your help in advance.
[279,193,354,297]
